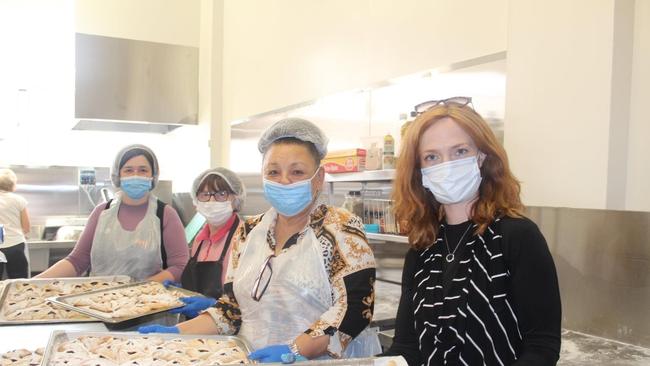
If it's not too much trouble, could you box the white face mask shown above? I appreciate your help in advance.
[421,156,482,204]
[196,201,234,226]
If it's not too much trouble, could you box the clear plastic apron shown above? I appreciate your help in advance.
[90,193,162,280]
[234,209,380,358]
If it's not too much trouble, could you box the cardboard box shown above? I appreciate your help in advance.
[323,149,366,173]
[324,149,366,159]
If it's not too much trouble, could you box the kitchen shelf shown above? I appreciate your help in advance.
[366,233,409,244]
[326,169,407,245]
[324,169,395,183]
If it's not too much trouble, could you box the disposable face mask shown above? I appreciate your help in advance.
[197,201,234,226]
[263,171,318,217]
[120,176,152,200]
[421,156,482,204]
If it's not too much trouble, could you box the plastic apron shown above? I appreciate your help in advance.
[233,209,380,358]
[90,193,162,280]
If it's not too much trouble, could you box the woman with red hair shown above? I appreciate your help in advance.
[385,98,561,365]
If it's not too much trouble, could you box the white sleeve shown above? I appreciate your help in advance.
[14,194,27,211]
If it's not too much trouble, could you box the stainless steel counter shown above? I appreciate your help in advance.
[0,322,108,353]
[26,240,77,249]
[0,311,178,353]
[26,240,76,273]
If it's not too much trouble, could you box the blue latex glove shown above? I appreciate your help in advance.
[138,324,179,334]
[162,279,182,288]
[168,296,217,318]
[281,353,308,363]
[248,344,292,363]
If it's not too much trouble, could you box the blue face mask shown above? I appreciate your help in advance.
[120,176,153,200]
[263,171,318,217]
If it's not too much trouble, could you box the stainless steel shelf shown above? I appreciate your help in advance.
[325,170,395,183]
[366,233,409,243]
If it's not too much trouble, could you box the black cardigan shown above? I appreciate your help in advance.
[385,217,561,366]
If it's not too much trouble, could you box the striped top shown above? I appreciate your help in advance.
[386,216,561,366]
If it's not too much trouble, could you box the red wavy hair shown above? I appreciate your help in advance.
[393,103,524,250]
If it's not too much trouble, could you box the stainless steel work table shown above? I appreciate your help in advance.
[26,240,77,273]
[0,322,109,353]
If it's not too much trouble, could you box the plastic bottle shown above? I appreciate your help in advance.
[400,112,416,139]
[383,132,395,169]
[343,191,364,218]
[366,143,382,170]
[342,191,356,213]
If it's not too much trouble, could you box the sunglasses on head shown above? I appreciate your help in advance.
[413,96,473,115]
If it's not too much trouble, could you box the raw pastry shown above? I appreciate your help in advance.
[0,279,128,322]
[0,348,44,366]
[48,335,250,366]
[63,282,184,319]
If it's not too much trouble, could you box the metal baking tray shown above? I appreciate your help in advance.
[41,330,254,365]
[49,281,203,324]
[0,276,131,325]
[283,357,406,366]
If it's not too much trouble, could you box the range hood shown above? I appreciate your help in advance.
[73,33,198,134]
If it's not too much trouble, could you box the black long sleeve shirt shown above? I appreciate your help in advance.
[385,217,561,366]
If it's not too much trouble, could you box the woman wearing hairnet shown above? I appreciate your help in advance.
[140,119,380,363]
[36,145,189,282]
[162,168,247,318]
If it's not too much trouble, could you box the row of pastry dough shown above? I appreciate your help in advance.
[0,348,44,366]
[68,282,183,318]
[50,335,248,365]
[1,280,128,321]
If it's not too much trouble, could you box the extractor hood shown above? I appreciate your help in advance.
[73,33,198,134]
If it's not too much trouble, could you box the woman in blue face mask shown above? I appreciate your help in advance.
[140,119,380,363]
[36,144,189,283]
[384,98,561,365]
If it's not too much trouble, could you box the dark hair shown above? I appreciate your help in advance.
[119,148,156,175]
[270,137,321,166]
[197,174,235,195]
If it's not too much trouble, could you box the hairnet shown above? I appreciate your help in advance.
[191,167,246,211]
[257,118,328,159]
[110,144,160,188]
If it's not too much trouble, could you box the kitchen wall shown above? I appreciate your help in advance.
[197,0,227,167]
[0,0,208,193]
[505,0,616,210]
[0,0,75,141]
[626,0,650,212]
[527,206,650,348]
[505,0,650,212]
[75,0,200,47]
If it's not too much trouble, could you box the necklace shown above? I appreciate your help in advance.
[443,222,472,263]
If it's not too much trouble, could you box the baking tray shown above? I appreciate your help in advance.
[49,281,203,324]
[41,330,254,366]
[0,276,131,325]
